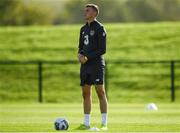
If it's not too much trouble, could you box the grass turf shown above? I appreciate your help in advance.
[0,22,180,61]
[0,103,180,132]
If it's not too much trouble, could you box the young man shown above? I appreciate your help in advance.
[77,4,108,130]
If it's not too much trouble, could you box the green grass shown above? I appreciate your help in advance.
[1,103,180,132]
[0,22,180,61]
[0,22,180,103]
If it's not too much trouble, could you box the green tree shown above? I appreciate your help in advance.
[61,0,85,23]
[161,0,180,21]
[61,0,180,23]
[0,0,20,25]
[14,2,55,25]
[0,0,55,25]
[61,0,124,23]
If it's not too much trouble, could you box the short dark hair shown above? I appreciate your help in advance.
[86,4,99,16]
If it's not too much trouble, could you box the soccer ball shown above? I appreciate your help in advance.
[54,118,69,130]
[146,103,158,111]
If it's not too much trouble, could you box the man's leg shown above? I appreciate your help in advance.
[95,85,107,113]
[82,84,92,127]
[95,85,108,129]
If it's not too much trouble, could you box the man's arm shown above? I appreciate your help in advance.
[78,28,88,64]
[78,28,83,53]
[85,26,106,60]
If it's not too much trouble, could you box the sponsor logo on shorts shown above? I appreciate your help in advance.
[95,79,100,82]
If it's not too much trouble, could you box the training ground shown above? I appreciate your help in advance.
[0,103,180,132]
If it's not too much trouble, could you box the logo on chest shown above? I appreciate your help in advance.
[90,30,95,36]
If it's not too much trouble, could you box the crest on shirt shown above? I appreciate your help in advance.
[90,30,95,36]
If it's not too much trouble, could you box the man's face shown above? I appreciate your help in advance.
[84,7,96,20]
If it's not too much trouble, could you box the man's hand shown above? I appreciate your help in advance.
[78,54,88,64]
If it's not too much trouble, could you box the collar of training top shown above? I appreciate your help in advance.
[86,20,97,27]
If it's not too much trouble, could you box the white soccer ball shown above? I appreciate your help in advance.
[54,118,69,130]
[146,103,158,111]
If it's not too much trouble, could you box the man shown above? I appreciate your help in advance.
[77,4,108,130]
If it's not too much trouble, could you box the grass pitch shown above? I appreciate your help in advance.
[0,103,180,132]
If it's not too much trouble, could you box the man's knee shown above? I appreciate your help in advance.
[82,90,91,99]
[95,85,106,99]
[82,85,91,99]
[97,90,106,99]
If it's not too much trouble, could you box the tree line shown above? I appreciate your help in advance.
[0,0,180,25]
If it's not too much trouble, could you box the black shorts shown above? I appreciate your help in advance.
[80,64,105,86]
